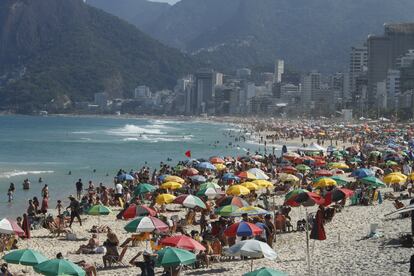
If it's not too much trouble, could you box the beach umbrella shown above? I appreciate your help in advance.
[189,175,206,183]
[173,195,206,209]
[349,157,362,163]
[323,188,354,206]
[3,249,47,266]
[163,175,185,184]
[384,174,406,185]
[226,185,250,196]
[387,172,407,179]
[243,267,287,276]
[241,182,260,191]
[370,151,382,157]
[329,162,349,169]
[214,163,227,171]
[330,169,345,175]
[210,157,225,164]
[160,235,205,251]
[199,182,221,190]
[222,173,240,182]
[134,183,156,196]
[296,164,311,172]
[281,166,297,174]
[161,181,182,190]
[253,180,273,188]
[278,173,299,183]
[124,216,169,233]
[386,160,399,167]
[247,168,269,180]
[351,168,374,179]
[330,176,349,186]
[215,205,240,216]
[410,173,414,181]
[237,171,258,180]
[360,176,386,188]
[283,152,300,161]
[315,169,333,177]
[122,204,157,219]
[156,247,196,267]
[156,194,176,204]
[224,221,263,237]
[34,259,85,276]
[198,162,217,170]
[196,187,223,199]
[313,177,337,188]
[231,206,269,217]
[87,205,112,215]
[285,191,324,207]
[0,218,25,236]
[216,196,249,208]
[285,189,309,201]
[183,168,199,177]
[226,240,277,271]
[118,174,135,181]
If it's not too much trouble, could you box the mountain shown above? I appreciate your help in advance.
[143,0,414,72]
[0,0,196,113]
[87,0,170,28]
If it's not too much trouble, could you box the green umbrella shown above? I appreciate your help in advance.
[360,176,386,187]
[87,204,112,215]
[34,259,86,276]
[285,189,308,201]
[199,182,221,190]
[370,151,382,157]
[330,176,349,186]
[134,183,156,196]
[386,160,399,166]
[215,205,239,216]
[3,249,47,266]
[295,164,311,172]
[243,267,288,276]
[349,157,362,163]
[156,247,196,267]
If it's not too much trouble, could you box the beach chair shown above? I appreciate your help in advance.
[107,246,128,267]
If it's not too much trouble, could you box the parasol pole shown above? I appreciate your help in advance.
[251,258,253,271]
[305,207,311,275]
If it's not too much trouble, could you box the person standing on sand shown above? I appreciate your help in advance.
[75,179,83,200]
[67,195,82,228]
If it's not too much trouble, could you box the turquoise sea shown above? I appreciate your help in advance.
[0,115,261,218]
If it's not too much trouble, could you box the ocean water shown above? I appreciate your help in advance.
[0,115,260,218]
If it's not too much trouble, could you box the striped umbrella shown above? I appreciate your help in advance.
[122,204,157,219]
[215,205,240,216]
[0,218,25,236]
[231,206,269,216]
[247,168,269,180]
[224,221,263,237]
[87,205,112,215]
[216,196,249,208]
[237,171,257,180]
[173,195,206,209]
[200,182,221,190]
[285,189,309,201]
[124,216,169,233]
[196,187,223,199]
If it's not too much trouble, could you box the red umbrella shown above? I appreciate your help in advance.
[183,168,199,176]
[285,192,325,207]
[123,204,157,219]
[216,196,249,208]
[160,235,206,251]
[323,188,354,206]
[282,166,297,174]
[210,157,225,164]
[224,221,263,237]
[315,169,333,177]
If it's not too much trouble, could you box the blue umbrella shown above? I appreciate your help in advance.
[222,173,240,182]
[198,162,216,170]
[118,174,134,181]
[189,175,207,183]
[351,168,374,179]
[158,175,170,182]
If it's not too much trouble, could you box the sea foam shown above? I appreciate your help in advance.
[0,170,54,179]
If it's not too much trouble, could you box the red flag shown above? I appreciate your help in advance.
[185,150,191,158]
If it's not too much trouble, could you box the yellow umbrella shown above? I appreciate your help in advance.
[409,173,414,181]
[329,163,349,169]
[241,182,260,191]
[313,177,337,188]
[164,175,185,184]
[161,181,182,190]
[226,185,250,196]
[278,173,299,182]
[156,194,176,204]
[384,174,406,185]
[387,172,407,180]
[214,163,227,171]
[252,179,274,188]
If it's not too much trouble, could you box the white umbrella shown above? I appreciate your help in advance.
[247,168,269,180]
[226,240,277,271]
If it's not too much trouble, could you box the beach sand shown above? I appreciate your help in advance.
[10,190,412,276]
